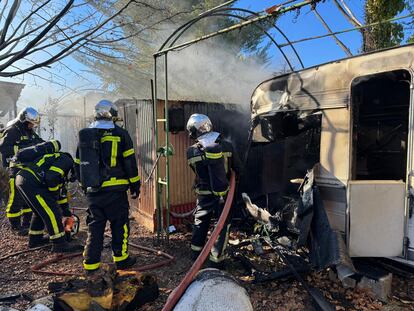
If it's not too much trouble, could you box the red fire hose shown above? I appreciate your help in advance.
[162,172,236,311]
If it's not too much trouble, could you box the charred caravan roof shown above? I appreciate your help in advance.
[251,44,414,118]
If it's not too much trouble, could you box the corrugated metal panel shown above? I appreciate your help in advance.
[115,99,156,225]
[157,100,196,207]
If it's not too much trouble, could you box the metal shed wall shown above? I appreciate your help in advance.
[117,99,246,231]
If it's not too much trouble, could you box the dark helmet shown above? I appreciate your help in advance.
[186,113,213,139]
[18,107,40,127]
[94,100,118,121]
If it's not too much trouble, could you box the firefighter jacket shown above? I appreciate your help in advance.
[18,152,74,217]
[0,121,43,171]
[187,132,238,197]
[75,125,140,193]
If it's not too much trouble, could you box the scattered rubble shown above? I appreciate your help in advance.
[0,193,413,310]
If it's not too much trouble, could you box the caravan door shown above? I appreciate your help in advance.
[348,70,411,257]
[348,181,405,257]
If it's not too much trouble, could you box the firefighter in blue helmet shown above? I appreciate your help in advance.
[186,113,239,267]
[0,107,43,235]
[75,100,140,273]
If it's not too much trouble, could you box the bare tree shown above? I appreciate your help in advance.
[0,0,151,77]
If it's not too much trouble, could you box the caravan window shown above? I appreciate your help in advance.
[351,70,411,181]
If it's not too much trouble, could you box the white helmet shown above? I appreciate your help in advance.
[186,113,213,139]
[18,107,40,127]
[94,99,118,120]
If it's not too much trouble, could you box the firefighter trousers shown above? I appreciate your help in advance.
[83,190,130,271]
[191,194,231,263]
[6,176,32,228]
[15,170,65,241]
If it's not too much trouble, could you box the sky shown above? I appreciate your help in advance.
[1,0,411,112]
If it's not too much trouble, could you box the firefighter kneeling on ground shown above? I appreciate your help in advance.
[186,113,239,268]
[14,140,83,252]
[75,100,140,273]
[0,107,44,236]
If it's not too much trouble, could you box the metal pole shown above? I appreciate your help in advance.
[155,0,315,56]
[164,53,170,243]
[312,8,352,56]
[279,12,414,47]
[153,57,162,241]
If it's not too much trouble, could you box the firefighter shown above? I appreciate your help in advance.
[0,107,43,235]
[75,100,140,273]
[186,113,239,267]
[14,143,83,252]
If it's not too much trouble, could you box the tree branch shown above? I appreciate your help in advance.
[0,0,21,44]
[0,0,75,72]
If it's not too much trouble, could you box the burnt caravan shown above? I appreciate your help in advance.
[250,44,414,264]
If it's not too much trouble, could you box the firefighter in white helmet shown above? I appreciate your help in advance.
[186,113,239,267]
[75,100,140,273]
[0,107,43,235]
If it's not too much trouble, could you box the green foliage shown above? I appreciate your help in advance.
[363,0,407,51]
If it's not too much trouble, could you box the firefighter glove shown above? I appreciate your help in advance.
[130,181,141,199]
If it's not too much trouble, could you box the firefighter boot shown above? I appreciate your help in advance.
[9,218,28,236]
[52,237,83,253]
[116,256,137,270]
[28,235,49,248]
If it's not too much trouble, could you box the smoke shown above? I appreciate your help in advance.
[156,41,273,109]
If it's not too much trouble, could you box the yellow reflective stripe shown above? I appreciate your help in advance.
[35,194,60,235]
[223,152,232,173]
[129,175,141,183]
[20,136,28,140]
[101,136,121,143]
[122,224,128,256]
[122,148,135,157]
[49,166,64,176]
[114,224,129,263]
[113,254,129,262]
[7,211,22,218]
[21,167,40,182]
[205,152,223,159]
[9,162,22,168]
[112,224,128,262]
[213,187,229,197]
[74,158,80,164]
[29,230,45,235]
[51,140,59,152]
[191,244,203,251]
[101,177,129,187]
[188,156,203,165]
[6,178,15,214]
[36,154,58,167]
[57,198,68,204]
[48,184,62,192]
[50,232,65,240]
[101,136,121,167]
[13,145,19,154]
[21,208,32,214]
[83,261,101,270]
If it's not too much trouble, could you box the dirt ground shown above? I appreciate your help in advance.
[0,194,413,310]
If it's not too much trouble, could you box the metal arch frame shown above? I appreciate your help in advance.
[152,2,312,241]
[163,7,304,69]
